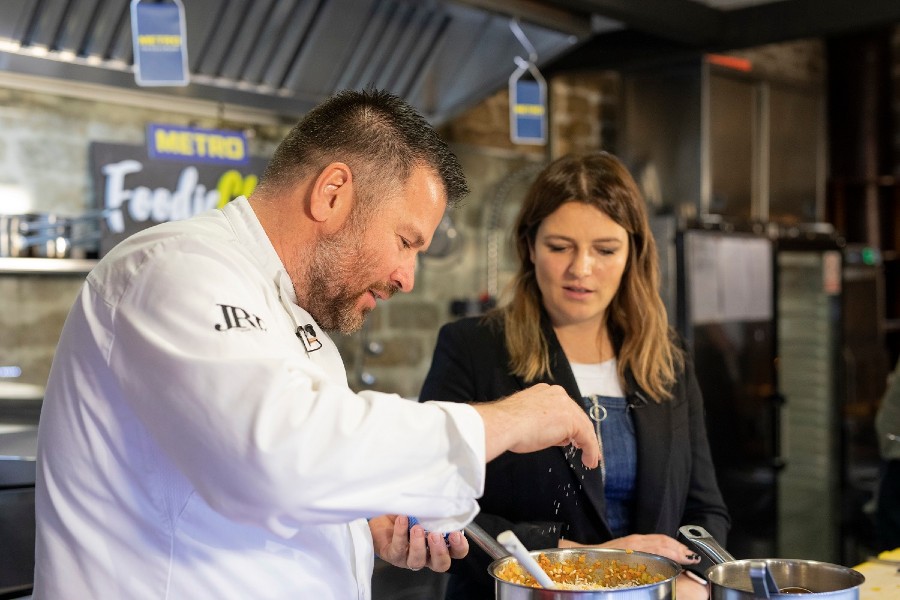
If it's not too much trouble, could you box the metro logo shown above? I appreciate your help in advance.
[137,34,182,47]
[513,104,545,116]
[148,124,249,166]
[154,130,245,160]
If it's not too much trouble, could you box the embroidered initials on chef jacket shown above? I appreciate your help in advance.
[214,303,267,331]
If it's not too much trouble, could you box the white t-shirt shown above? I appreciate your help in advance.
[570,358,625,398]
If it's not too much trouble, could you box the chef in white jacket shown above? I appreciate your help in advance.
[33,88,600,599]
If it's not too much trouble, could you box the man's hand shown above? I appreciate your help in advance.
[472,383,601,468]
[369,515,468,572]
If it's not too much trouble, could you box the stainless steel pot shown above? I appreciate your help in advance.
[465,523,681,599]
[0,214,35,257]
[679,525,865,599]
[1,213,73,257]
[0,212,104,258]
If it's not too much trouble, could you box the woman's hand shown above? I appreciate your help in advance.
[676,572,710,600]
[368,515,468,572]
[560,533,701,566]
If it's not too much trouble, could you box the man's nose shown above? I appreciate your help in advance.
[392,256,417,292]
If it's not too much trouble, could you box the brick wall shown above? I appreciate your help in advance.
[346,73,617,397]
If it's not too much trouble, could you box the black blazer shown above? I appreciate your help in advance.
[419,315,730,599]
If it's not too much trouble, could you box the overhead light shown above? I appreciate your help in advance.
[705,53,752,72]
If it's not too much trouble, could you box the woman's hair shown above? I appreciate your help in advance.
[492,151,683,401]
[254,87,469,212]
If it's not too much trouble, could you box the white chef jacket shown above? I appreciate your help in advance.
[33,197,486,599]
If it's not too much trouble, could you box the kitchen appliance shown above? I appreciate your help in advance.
[839,245,889,564]
[0,422,38,598]
[674,224,780,560]
[774,229,846,564]
[652,217,852,563]
[0,252,93,597]
[681,525,865,599]
[0,382,41,597]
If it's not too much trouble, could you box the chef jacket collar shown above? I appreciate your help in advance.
[221,196,298,305]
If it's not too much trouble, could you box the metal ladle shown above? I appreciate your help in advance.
[464,522,558,589]
[497,530,558,590]
[749,561,781,598]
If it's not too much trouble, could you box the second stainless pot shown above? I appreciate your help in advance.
[465,522,681,599]
[679,525,865,599]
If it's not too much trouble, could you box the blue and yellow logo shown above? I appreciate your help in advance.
[147,124,249,166]
[137,34,183,51]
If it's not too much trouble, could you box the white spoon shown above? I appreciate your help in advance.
[497,530,558,590]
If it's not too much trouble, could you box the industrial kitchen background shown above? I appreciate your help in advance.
[2,1,900,598]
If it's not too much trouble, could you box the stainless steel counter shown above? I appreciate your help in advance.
[0,422,36,597]
[0,424,37,487]
[0,383,43,427]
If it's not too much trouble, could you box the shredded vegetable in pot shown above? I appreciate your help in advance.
[495,552,667,590]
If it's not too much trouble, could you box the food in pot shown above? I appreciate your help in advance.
[495,552,666,590]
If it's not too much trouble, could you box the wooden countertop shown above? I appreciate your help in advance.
[857,549,900,599]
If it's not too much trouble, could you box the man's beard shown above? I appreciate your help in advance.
[300,226,393,334]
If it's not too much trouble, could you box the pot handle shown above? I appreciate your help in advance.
[464,522,511,561]
[678,525,737,565]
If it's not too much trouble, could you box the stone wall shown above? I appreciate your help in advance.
[0,86,288,216]
[0,73,615,396]
[0,86,291,389]
[0,274,84,388]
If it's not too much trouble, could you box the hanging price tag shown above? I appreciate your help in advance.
[130,0,189,87]
[509,59,547,145]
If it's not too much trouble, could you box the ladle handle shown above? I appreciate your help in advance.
[464,522,510,561]
[749,560,780,598]
[679,525,737,565]
[497,530,558,590]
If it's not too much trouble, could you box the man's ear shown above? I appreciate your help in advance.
[309,162,354,227]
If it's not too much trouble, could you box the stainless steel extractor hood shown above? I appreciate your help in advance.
[4,1,900,125]
[0,0,598,125]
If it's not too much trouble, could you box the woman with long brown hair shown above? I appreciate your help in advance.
[420,152,729,599]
